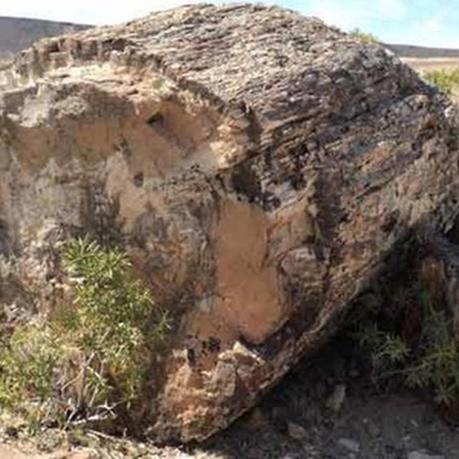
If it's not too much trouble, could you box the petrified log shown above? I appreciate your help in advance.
[0,3,459,442]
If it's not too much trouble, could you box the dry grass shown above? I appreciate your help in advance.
[402,57,459,103]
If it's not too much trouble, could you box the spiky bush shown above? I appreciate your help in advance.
[356,284,459,407]
[424,68,459,95]
[349,28,379,44]
[0,238,171,430]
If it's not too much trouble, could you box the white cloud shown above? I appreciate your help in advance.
[300,0,459,48]
[381,2,459,48]
[373,0,408,21]
[304,0,408,31]
[394,15,457,47]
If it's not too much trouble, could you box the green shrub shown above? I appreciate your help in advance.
[0,238,171,430]
[356,285,459,407]
[349,28,379,44]
[0,324,65,429]
[424,68,459,95]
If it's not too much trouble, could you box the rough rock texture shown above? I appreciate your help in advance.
[0,3,458,442]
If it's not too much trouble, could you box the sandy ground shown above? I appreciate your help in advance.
[402,57,459,73]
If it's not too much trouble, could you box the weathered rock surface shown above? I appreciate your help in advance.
[0,3,458,442]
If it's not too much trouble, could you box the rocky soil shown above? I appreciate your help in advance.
[1,334,459,458]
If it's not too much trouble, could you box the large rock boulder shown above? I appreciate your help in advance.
[0,3,458,442]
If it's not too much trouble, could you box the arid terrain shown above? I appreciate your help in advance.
[1,11,459,459]
[1,334,459,459]
[402,57,459,73]
[403,57,459,103]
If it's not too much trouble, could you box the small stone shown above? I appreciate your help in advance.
[287,422,308,441]
[326,383,346,413]
[4,426,18,438]
[407,452,445,459]
[338,438,360,454]
[362,417,381,438]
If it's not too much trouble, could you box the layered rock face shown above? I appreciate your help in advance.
[0,3,458,442]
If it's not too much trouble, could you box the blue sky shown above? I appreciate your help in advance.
[0,0,458,48]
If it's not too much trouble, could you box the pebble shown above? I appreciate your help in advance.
[326,384,346,413]
[407,452,445,459]
[362,417,381,437]
[337,438,360,454]
[287,422,308,441]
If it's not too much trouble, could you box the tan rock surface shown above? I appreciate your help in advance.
[0,3,458,442]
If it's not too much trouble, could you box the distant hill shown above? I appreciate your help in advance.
[386,44,459,59]
[0,16,90,60]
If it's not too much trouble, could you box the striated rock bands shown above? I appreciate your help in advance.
[0,3,458,442]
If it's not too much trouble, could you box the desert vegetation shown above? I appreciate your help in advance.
[349,28,379,44]
[355,278,459,411]
[423,67,459,95]
[0,238,171,433]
